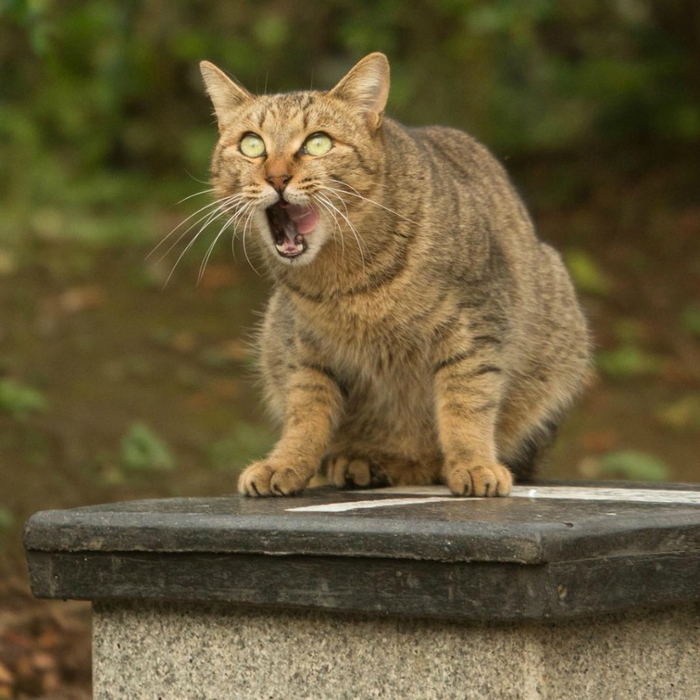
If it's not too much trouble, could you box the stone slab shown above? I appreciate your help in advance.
[24,483,700,621]
[92,600,700,700]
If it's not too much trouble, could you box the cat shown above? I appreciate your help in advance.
[199,52,592,498]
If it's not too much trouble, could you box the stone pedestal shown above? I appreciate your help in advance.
[24,483,700,699]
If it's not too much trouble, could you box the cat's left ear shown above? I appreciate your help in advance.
[200,61,253,131]
[328,53,390,129]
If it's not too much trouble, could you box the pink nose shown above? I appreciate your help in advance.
[266,173,291,192]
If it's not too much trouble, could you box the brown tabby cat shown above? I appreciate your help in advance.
[199,53,591,498]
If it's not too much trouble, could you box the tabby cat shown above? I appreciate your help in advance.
[199,53,591,498]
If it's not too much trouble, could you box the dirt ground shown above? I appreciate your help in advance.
[1,149,699,697]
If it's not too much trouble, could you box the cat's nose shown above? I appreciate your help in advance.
[266,173,291,193]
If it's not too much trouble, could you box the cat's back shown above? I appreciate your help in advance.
[386,121,514,196]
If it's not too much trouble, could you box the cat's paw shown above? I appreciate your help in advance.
[238,460,310,497]
[445,462,512,497]
[324,454,390,489]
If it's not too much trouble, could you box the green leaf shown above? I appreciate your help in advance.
[120,423,175,473]
[597,345,662,378]
[596,450,671,482]
[208,422,275,471]
[565,249,610,296]
[656,395,700,432]
[0,379,48,419]
[681,305,700,337]
[0,506,14,531]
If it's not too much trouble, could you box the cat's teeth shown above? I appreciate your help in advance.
[275,239,304,256]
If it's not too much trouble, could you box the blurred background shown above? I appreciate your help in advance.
[1,1,699,695]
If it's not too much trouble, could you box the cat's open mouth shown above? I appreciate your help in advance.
[265,202,319,259]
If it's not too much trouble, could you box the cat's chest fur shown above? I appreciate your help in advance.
[290,281,448,376]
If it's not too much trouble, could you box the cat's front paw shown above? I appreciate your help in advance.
[238,460,311,497]
[324,454,389,489]
[445,462,512,497]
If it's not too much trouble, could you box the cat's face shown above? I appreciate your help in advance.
[201,53,390,266]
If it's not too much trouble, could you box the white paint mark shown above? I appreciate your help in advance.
[287,484,700,513]
[385,485,700,505]
[288,496,450,513]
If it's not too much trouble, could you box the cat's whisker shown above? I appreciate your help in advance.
[316,192,369,272]
[227,200,258,264]
[313,196,346,267]
[148,198,227,260]
[155,204,230,267]
[318,187,376,267]
[175,188,216,206]
[162,197,247,288]
[325,180,416,224]
[184,171,213,186]
[149,193,244,262]
[197,201,253,286]
[241,205,262,276]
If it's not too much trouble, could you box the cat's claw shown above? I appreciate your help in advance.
[445,462,513,497]
[238,460,310,497]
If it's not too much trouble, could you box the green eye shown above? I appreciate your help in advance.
[303,133,333,157]
[239,133,266,158]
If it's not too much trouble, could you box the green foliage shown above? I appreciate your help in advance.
[1,1,698,248]
[0,379,48,419]
[0,506,14,531]
[656,395,700,433]
[565,249,610,296]
[120,422,176,472]
[596,450,671,482]
[597,345,662,379]
[208,422,275,472]
[681,305,700,338]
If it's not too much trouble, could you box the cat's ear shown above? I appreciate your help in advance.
[328,53,390,129]
[199,61,253,131]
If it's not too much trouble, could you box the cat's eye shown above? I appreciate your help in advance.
[302,133,333,157]
[239,133,266,158]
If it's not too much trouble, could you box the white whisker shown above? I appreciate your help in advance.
[241,206,262,275]
[197,200,253,286]
[149,193,244,261]
[161,196,247,287]
[316,192,370,272]
[326,179,416,224]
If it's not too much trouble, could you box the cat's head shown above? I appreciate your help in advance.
[200,53,390,267]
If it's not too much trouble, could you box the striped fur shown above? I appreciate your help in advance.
[200,54,592,497]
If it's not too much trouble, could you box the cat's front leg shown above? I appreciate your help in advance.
[238,364,344,496]
[432,334,513,497]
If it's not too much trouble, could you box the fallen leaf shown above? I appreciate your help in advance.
[581,429,617,452]
[198,263,239,290]
[58,285,106,314]
[0,662,12,685]
[31,650,57,672]
[0,249,17,276]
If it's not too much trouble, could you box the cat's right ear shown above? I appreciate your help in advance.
[199,61,252,131]
[328,53,390,130]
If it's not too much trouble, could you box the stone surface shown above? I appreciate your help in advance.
[24,483,700,620]
[92,600,700,700]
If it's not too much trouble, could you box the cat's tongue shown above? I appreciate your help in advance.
[283,204,319,235]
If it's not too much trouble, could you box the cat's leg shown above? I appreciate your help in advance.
[238,364,344,496]
[432,332,513,497]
